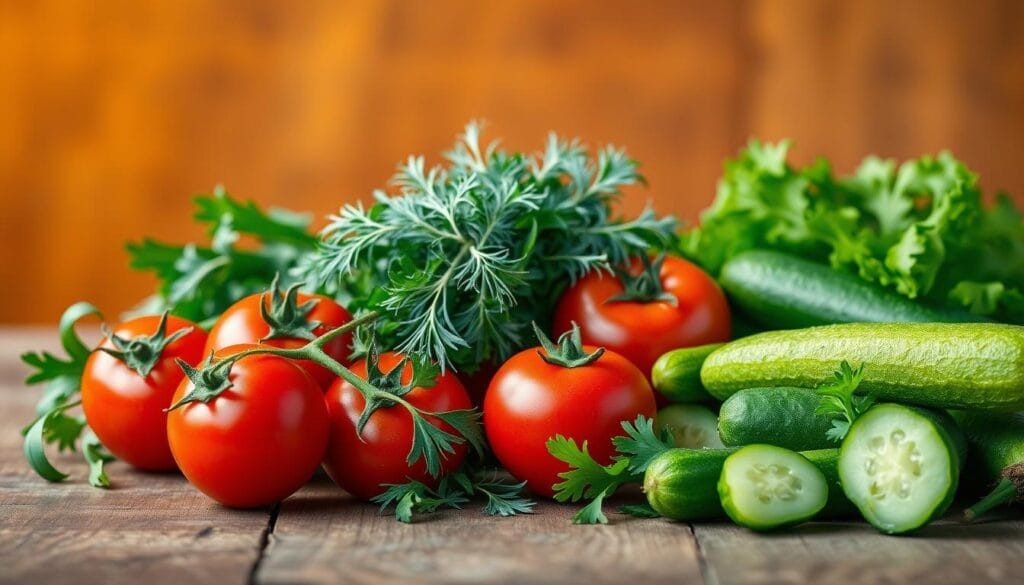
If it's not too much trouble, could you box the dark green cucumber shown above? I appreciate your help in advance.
[718,250,983,329]
[644,447,854,521]
[718,387,834,451]
[801,449,857,518]
[839,405,965,534]
[949,411,1024,520]
[644,448,735,520]
[651,343,723,403]
[702,322,1024,409]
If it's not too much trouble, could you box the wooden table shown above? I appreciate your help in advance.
[3,329,1023,585]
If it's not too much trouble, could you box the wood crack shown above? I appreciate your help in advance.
[689,523,715,585]
[248,502,280,585]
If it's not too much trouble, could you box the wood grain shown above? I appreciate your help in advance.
[3,327,1024,585]
[2,0,1023,323]
[0,330,272,585]
[256,483,703,585]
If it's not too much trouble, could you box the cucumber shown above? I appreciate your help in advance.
[702,322,1024,409]
[644,448,734,520]
[644,447,853,522]
[801,448,857,518]
[949,411,1024,520]
[718,250,982,329]
[656,404,724,448]
[718,387,834,451]
[718,445,828,530]
[651,343,723,403]
[838,404,964,534]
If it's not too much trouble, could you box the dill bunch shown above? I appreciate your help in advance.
[307,123,676,371]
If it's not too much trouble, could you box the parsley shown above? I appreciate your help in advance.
[308,123,676,371]
[372,470,534,523]
[681,142,1024,324]
[21,303,112,485]
[126,186,318,326]
[546,415,673,524]
[814,361,874,442]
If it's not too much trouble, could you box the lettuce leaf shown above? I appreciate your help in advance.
[681,140,1024,324]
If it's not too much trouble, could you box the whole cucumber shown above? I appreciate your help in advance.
[718,250,984,329]
[949,411,1024,520]
[702,323,1024,409]
[718,387,834,451]
[651,343,723,403]
[643,447,854,521]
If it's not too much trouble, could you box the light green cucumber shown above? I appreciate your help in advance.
[701,322,1024,409]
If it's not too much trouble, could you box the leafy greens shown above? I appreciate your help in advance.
[681,141,1024,324]
[307,122,676,371]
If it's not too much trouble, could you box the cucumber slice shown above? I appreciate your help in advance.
[718,444,828,530]
[657,404,725,449]
[839,404,961,534]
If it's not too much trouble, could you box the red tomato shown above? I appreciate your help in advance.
[167,344,329,508]
[322,352,473,500]
[81,315,207,471]
[204,290,353,388]
[483,344,656,498]
[553,255,730,386]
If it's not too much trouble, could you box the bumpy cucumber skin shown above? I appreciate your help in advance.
[718,445,827,531]
[801,449,857,518]
[651,343,723,403]
[950,410,1024,487]
[644,448,735,520]
[702,323,1024,409]
[718,250,979,329]
[839,405,964,535]
[718,387,834,451]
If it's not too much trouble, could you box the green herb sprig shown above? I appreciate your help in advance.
[309,123,676,371]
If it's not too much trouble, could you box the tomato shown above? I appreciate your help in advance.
[553,255,730,389]
[204,288,353,388]
[166,344,328,508]
[322,352,473,500]
[81,314,207,471]
[483,336,656,498]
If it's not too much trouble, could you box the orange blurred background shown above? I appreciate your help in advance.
[2,0,1023,323]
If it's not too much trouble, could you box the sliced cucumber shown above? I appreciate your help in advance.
[838,404,962,534]
[657,404,725,449]
[718,445,828,531]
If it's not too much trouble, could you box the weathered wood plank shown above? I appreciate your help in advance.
[257,481,704,585]
[0,329,272,585]
[691,516,1024,585]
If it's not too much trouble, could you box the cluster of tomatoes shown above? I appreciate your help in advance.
[81,256,729,507]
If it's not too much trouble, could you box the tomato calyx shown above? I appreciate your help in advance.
[259,273,322,342]
[605,254,678,306]
[532,321,604,368]
[354,342,441,437]
[100,311,194,378]
[166,353,234,411]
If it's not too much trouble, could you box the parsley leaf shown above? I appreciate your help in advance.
[815,361,873,442]
[611,415,674,474]
[371,470,533,523]
[618,503,661,518]
[126,186,317,325]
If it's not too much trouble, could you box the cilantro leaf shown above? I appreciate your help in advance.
[82,430,114,488]
[611,415,674,474]
[815,361,873,442]
[371,470,532,523]
[547,436,635,504]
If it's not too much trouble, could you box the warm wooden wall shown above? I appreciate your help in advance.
[2,0,1023,323]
